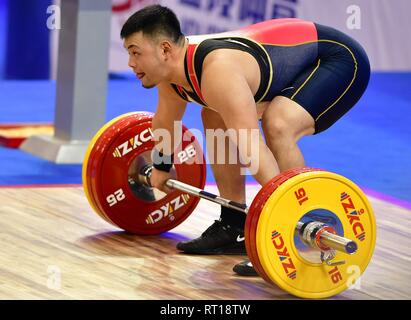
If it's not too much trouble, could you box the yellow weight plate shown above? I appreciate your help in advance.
[255,170,376,299]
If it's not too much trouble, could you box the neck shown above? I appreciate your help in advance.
[166,38,190,87]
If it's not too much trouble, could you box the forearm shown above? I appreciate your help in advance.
[151,114,179,156]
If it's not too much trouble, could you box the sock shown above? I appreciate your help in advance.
[220,205,246,230]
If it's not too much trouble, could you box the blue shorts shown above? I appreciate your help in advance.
[280,23,371,133]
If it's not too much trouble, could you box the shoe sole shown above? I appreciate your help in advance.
[232,261,259,276]
[177,246,247,255]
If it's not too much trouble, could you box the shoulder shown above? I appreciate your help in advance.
[201,50,253,94]
[201,56,240,91]
[201,58,253,110]
[201,50,239,82]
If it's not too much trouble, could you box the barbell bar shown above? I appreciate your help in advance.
[139,164,358,256]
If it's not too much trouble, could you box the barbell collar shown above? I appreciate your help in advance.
[296,221,358,255]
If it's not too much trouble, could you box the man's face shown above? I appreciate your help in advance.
[124,32,166,88]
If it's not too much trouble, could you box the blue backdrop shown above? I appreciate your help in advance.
[0,0,6,78]
[1,0,51,79]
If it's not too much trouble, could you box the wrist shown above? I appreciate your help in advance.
[152,149,174,173]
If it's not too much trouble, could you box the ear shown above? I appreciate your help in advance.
[160,40,172,60]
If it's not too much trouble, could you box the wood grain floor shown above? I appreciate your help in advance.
[0,185,410,300]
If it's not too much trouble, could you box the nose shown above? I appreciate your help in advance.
[128,56,137,69]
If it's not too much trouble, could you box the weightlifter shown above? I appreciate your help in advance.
[120,5,370,275]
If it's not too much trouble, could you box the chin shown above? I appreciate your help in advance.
[142,83,156,89]
[141,78,157,89]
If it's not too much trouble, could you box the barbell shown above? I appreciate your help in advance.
[82,111,377,299]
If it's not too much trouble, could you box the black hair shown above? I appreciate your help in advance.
[120,5,184,45]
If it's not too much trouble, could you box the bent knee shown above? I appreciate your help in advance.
[262,111,315,141]
[262,118,291,140]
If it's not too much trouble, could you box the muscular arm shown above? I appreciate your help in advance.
[152,82,187,156]
[201,60,280,186]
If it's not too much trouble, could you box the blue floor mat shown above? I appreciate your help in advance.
[0,72,410,203]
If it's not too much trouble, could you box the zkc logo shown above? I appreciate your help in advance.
[340,192,366,241]
[271,230,297,280]
[146,194,191,224]
[112,128,154,158]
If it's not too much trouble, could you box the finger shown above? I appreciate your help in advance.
[163,185,174,194]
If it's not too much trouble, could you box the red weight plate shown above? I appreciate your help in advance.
[245,172,288,283]
[246,167,316,282]
[90,113,206,234]
[86,113,155,225]
[245,168,307,283]
[250,167,325,282]
[86,112,206,235]
[245,167,321,283]
[83,113,141,226]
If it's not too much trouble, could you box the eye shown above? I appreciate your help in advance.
[133,52,141,56]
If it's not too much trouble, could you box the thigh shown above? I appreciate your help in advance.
[280,49,370,134]
[261,96,316,140]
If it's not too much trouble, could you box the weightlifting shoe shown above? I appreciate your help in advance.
[233,259,258,276]
[176,220,247,255]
